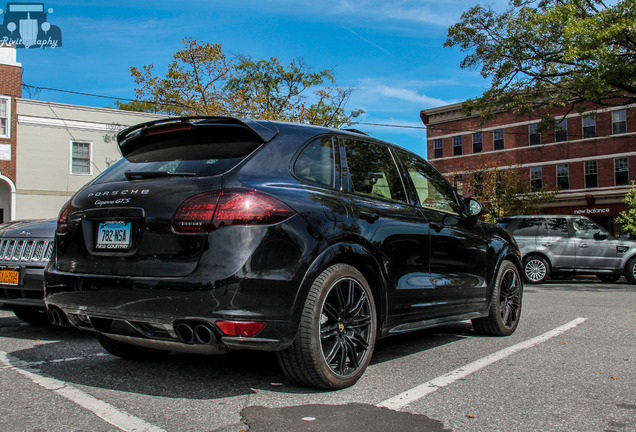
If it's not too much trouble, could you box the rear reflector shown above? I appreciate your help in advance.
[172,189,295,234]
[216,321,266,337]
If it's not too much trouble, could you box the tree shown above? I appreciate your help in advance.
[614,182,636,236]
[453,158,557,222]
[445,0,636,126]
[117,38,364,127]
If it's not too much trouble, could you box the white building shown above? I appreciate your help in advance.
[0,46,165,221]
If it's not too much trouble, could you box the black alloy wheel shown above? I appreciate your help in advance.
[277,264,377,389]
[473,260,522,336]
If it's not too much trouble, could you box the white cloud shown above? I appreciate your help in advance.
[374,85,450,107]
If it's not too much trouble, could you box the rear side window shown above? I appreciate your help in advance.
[511,218,544,236]
[343,139,407,203]
[546,218,569,237]
[294,137,336,188]
[95,127,262,184]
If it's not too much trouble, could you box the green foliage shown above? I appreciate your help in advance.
[614,182,636,236]
[445,0,636,125]
[456,158,557,223]
[116,38,364,127]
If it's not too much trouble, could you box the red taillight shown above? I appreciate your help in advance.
[213,190,296,229]
[57,200,71,234]
[172,191,221,233]
[216,321,266,337]
[172,189,295,234]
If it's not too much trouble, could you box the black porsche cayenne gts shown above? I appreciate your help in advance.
[44,117,523,389]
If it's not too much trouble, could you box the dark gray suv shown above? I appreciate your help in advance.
[498,215,636,284]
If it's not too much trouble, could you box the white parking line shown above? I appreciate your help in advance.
[0,349,166,432]
[377,317,588,410]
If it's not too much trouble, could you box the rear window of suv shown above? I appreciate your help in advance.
[94,128,262,184]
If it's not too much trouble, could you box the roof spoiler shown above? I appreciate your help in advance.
[116,116,279,157]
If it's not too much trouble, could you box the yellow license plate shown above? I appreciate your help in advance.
[0,268,20,286]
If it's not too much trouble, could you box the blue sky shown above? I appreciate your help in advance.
[7,0,509,156]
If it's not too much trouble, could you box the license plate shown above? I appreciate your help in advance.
[0,267,21,286]
[96,222,132,250]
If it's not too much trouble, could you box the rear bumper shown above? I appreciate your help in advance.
[44,265,304,352]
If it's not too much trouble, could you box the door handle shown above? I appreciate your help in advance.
[579,243,589,248]
[541,242,553,247]
[359,211,379,222]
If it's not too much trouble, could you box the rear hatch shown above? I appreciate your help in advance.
[55,117,277,277]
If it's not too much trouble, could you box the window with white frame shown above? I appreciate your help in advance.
[615,157,629,186]
[612,110,627,134]
[585,160,598,188]
[493,129,505,150]
[582,114,596,138]
[555,119,567,142]
[529,123,541,145]
[530,166,543,190]
[472,132,482,153]
[453,136,463,156]
[433,139,443,159]
[0,97,9,138]
[557,164,569,190]
[71,141,91,175]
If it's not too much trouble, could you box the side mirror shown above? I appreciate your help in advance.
[593,231,609,240]
[464,197,485,221]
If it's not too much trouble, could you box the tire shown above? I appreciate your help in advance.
[597,274,620,283]
[12,306,49,325]
[523,256,549,284]
[624,257,636,284]
[276,264,377,389]
[472,260,522,336]
[96,333,169,361]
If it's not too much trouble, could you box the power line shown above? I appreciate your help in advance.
[21,84,195,111]
[20,83,619,140]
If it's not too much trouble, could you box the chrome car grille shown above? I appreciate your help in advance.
[0,238,53,263]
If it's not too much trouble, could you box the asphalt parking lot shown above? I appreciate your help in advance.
[1,278,634,432]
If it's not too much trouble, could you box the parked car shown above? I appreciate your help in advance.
[0,218,56,324]
[498,215,636,284]
[45,117,523,389]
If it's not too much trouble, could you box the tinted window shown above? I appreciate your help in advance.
[546,218,569,237]
[95,132,260,184]
[396,151,462,215]
[344,140,406,203]
[512,218,543,236]
[294,137,335,188]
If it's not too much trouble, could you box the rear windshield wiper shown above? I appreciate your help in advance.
[125,171,197,180]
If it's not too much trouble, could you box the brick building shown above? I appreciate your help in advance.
[0,46,20,222]
[421,101,636,232]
